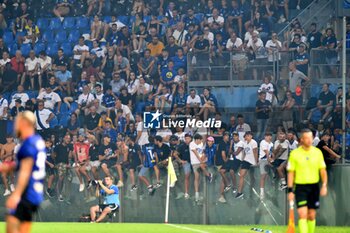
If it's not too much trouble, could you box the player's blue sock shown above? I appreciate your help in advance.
[299,219,308,233]
[307,219,316,233]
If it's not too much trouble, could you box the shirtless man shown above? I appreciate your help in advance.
[1,134,16,196]
[115,135,128,188]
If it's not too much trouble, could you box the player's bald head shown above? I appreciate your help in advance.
[17,111,36,127]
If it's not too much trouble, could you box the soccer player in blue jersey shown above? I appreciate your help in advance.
[0,111,46,233]
[138,136,159,195]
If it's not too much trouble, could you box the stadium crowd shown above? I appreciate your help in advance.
[0,0,349,204]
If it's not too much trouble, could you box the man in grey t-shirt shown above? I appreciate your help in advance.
[289,61,309,105]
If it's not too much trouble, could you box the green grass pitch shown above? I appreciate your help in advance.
[1,223,348,233]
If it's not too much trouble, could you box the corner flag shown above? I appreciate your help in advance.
[168,157,177,186]
[165,157,177,223]
[287,201,295,233]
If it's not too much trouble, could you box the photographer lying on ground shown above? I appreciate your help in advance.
[89,176,120,223]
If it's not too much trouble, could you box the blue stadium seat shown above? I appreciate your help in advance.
[20,44,31,57]
[6,121,14,135]
[103,16,112,23]
[157,15,164,21]
[36,18,49,30]
[67,30,80,43]
[62,17,76,29]
[3,31,14,45]
[59,102,69,113]
[58,114,69,128]
[69,102,78,114]
[49,18,62,30]
[85,40,93,50]
[143,15,151,23]
[8,43,18,56]
[15,31,26,41]
[60,42,72,56]
[117,16,129,25]
[129,16,136,24]
[194,13,204,22]
[50,116,59,128]
[42,30,54,42]
[76,17,89,29]
[34,42,46,54]
[46,43,59,56]
[26,90,38,100]
[55,31,67,43]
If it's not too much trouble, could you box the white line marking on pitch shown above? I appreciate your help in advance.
[167,224,210,233]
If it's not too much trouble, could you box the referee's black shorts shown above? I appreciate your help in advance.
[295,183,320,209]
[8,199,39,222]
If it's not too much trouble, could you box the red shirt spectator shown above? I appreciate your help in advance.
[11,51,25,74]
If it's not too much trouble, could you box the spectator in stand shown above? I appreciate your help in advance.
[294,43,309,76]
[137,49,157,79]
[10,99,24,120]
[186,89,201,115]
[306,83,335,124]
[253,12,269,43]
[52,49,68,73]
[207,8,224,30]
[190,134,213,202]
[132,22,148,53]
[55,63,72,95]
[197,88,218,121]
[85,105,101,137]
[73,37,90,68]
[227,0,243,36]
[109,73,125,96]
[307,23,323,79]
[235,114,252,141]
[35,100,55,138]
[165,36,179,58]
[147,36,165,58]
[255,92,272,141]
[86,0,104,17]
[0,90,8,120]
[281,90,295,132]
[265,32,282,75]
[258,132,273,199]
[258,75,275,104]
[183,8,200,31]
[217,132,232,203]
[67,113,80,136]
[54,133,72,201]
[101,47,116,82]
[160,60,176,86]
[53,0,72,22]
[193,31,210,81]
[101,15,126,42]
[36,86,62,112]
[22,50,39,90]
[73,131,92,192]
[38,51,52,90]
[9,85,29,109]
[322,28,338,78]
[246,32,264,79]
[74,85,95,115]
[115,54,130,81]
[1,63,18,92]
[288,34,302,56]
[272,131,289,191]
[0,51,10,74]
[22,18,40,46]
[316,132,341,168]
[235,131,258,199]
[288,61,309,105]
[90,15,104,41]
[102,86,117,112]
[173,22,188,47]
